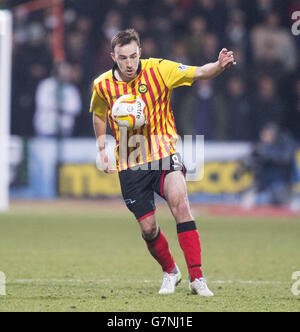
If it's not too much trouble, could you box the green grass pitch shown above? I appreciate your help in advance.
[0,201,300,312]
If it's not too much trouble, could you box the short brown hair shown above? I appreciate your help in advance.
[111,29,140,52]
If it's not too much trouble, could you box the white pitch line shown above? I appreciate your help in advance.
[10,279,289,285]
[211,280,287,285]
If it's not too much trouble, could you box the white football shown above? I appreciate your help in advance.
[112,94,146,129]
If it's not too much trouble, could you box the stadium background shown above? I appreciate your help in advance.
[1,0,300,313]
[2,0,300,206]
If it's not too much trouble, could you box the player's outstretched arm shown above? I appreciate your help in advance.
[194,48,236,80]
[93,113,115,174]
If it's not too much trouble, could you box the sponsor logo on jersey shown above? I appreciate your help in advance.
[178,64,189,72]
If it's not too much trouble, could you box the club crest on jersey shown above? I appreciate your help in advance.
[138,84,148,94]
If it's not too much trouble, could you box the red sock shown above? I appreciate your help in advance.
[145,229,175,274]
[177,221,203,281]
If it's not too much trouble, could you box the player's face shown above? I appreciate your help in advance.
[111,41,141,82]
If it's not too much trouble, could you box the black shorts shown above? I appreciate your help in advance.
[118,153,186,222]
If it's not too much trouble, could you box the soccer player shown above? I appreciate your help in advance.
[90,29,236,296]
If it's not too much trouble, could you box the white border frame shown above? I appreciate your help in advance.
[0,10,12,212]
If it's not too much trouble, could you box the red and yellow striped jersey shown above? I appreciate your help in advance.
[90,58,197,171]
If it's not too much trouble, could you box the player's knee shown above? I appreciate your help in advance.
[141,223,158,242]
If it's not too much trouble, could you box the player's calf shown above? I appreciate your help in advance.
[143,227,176,275]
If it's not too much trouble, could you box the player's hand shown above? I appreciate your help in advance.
[98,153,116,174]
[218,48,236,69]
[103,154,116,174]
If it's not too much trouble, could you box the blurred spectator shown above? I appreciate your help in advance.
[66,31,86,63]
[11,20,52,137]
[200,32,219,63]
[256,0,274,13]
[2,0,300,141]
[170,40,193,135]
[184,16,207,63]
[240,123,297,207]
[112,0,132,25]
[289,0,300,18]
[253,41,286,81]
[150,14,173,57]
[141,37,158,58]
[222,75,253,141]
[229,46,247,71]
[102,10,122,41]
[251,11,297,72]
[225,0,245,11]
[168,4,188,37]
[251,0,276,24]
[186,80,216,138]
[252,75,285,139]
[178,0,194,12]
[192,0,227,36]
[130,15,147,37]
[76,16,92,35]
[171,40,191,64]
[94,39,114,74]
[33,62,82,137]
[285,78,300,141]
[225,9,249,52]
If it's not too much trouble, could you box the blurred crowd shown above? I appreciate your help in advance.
[2,0,300,142]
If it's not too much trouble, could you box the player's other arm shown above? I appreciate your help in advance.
[194,48,236,80]
[90,80,115,174]
[93,113,115,174]
[93,112,106,152]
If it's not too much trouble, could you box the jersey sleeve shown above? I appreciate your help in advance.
[157,59,197,89]
[89,82,109,120]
